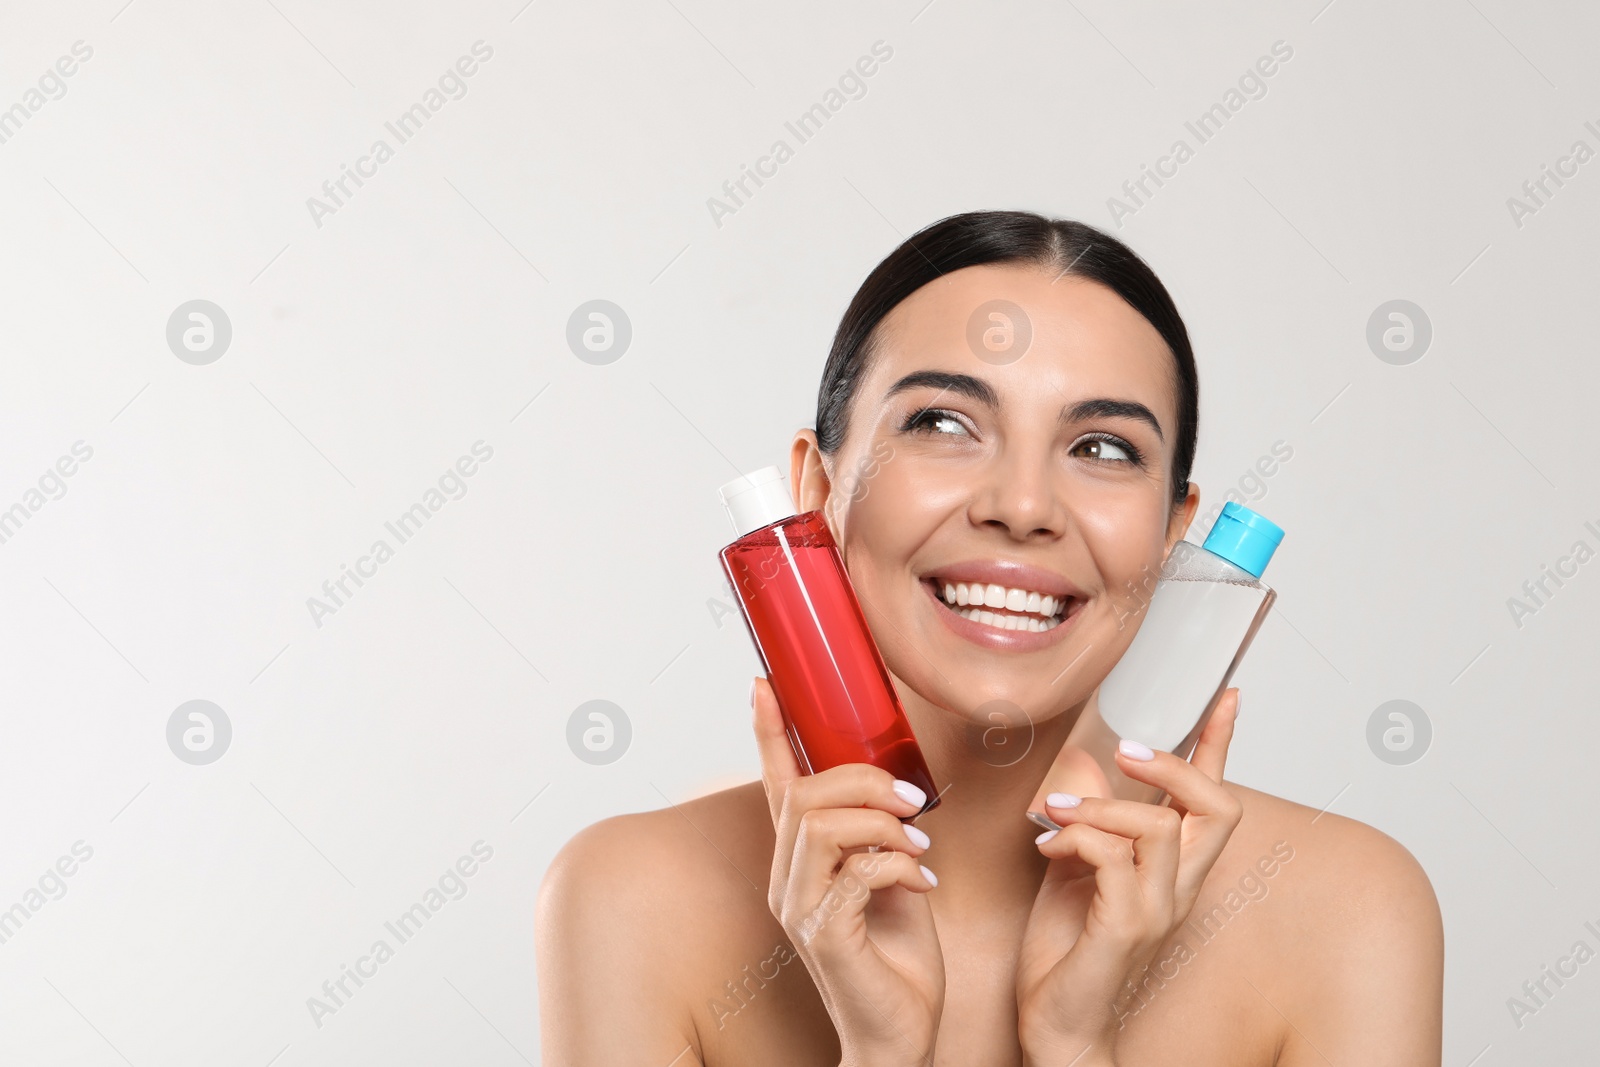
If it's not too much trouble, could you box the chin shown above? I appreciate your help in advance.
[880,596,1118,733]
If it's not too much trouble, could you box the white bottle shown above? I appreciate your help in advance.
[1030,502,1284,820]
[1107,502,1280,758]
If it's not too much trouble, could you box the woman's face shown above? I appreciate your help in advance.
[792,262,1199,729]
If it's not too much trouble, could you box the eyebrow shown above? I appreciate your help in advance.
[1064,397,1165,443]
[883,370,1165,442]
[884,370,998,408]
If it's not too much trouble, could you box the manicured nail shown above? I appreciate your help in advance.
[1035,829,1058,844]
[920,864,938,887]
[1234,693,1242,719]
[892,779,928,808]
[903,824,931,850]
[1118,738,1155,761]
[749,678,758,707]
[1046,792,1081,809]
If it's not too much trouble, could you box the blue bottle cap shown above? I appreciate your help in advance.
[1201,502,1284,578]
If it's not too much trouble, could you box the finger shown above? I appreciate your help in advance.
[1107,734,1244,907]
[752,676,803,828]
[787,848,937,949]
[1025,741,1113,823]
[769,761,927,893]
[1041,794,1181,897]
[1110,737,1239,829]
[1034,822,1143,935]
[1188,687,1240,784]
[785,806,932,915]
[1031,822,1170,996]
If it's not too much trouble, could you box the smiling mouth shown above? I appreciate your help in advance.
[923,579,1074,633]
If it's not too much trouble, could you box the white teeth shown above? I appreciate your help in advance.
[935,578,1075,632]
[936,581,1072,620]
[951,605,1066,632]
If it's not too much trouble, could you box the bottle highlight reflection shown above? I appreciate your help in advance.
[718,468,940,817]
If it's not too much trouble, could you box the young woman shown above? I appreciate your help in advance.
[537,211,1444,1066]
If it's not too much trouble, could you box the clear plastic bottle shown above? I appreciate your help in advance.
[1029,502,1285,824]
[718,467,941,818]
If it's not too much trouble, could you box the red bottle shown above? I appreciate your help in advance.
[718,467,940,817]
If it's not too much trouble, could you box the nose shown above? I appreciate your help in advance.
[968,448,1067,541]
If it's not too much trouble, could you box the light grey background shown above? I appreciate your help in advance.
[1,0,1595,1062]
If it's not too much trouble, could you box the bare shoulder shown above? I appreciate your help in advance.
[1223,780,1441,921]
[539,779,777,964]
[537,781,789,1061]
[1214,781,1444,1061]
[542,780,774,903]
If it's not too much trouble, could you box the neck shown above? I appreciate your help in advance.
[901,688,1087,908]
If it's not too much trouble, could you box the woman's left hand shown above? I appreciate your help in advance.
[1014,688,1244,1067]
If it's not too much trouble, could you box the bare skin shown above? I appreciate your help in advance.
[538,264,1444,1065]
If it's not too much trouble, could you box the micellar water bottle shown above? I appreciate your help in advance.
[1028,502,1285,823]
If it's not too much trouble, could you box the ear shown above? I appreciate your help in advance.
[789,429,833,514]
[1166,481,1200,553]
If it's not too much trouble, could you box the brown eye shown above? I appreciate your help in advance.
[1072,432,1141,465]
[903,408,971,437]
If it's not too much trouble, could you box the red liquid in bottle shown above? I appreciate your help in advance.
[720,511,940,815]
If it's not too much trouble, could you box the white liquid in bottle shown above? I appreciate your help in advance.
[1029,504,1284,822]
[1094,505,1280,764]
[1098,552,1272,754]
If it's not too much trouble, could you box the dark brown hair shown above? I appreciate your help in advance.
[815,210,1199,510]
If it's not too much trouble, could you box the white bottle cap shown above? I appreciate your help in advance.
[718,466,796,538]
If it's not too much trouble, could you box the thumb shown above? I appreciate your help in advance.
[1188,687,1239,783]
[751,676,803,827]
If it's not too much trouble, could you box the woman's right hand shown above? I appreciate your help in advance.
[752,677,946,1067]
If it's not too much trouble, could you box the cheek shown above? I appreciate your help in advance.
[833,457,961,593]
[860,446,975,521]
[836,477,924,580]
[1073,496,1170,599]
[834,438,941,528]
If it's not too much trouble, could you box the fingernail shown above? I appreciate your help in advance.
[892,779,927,808]
[749,678,758,707]
[1118,738,1155,761]
[1046,792,1081,809]
[920,864,938,887]
[1035,829,1058,844]
[1234,693,1242,719]
[903,824,930,850]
